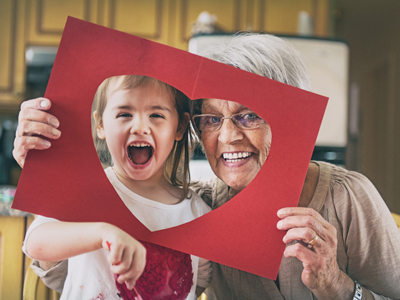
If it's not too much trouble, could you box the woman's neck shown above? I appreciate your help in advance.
[228,187,242,199]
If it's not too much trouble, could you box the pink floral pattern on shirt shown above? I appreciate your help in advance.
[115,241,193,300]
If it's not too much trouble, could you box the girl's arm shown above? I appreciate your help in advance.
[26,221,146,289]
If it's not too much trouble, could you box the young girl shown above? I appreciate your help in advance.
[22,75,212,300]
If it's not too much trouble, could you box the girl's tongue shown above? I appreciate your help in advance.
[128,145,153,165]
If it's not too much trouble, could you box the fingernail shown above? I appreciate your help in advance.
[50,117,59,128]
[40,99,49,108]
[51,128,60,137]
[43,140,51,148]
[277,220,283,228]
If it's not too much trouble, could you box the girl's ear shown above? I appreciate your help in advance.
[93,111,105,139]
[175,112,190,141]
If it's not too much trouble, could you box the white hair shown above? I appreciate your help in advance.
[203,33,311,91]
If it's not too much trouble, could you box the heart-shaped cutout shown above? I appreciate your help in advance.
[13,17,327,279]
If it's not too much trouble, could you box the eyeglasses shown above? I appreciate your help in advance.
[192,112,267,133]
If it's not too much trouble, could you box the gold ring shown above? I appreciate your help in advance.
[307,234,319,249]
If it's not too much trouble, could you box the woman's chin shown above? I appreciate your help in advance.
[217,167,259,191]
[220,174,253,194]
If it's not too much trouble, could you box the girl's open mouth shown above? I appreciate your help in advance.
[127,142,153,165]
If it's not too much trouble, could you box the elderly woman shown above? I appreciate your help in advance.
[14,34,400,300]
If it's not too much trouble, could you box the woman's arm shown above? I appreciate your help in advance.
[26,221,146,289]
[195,257,212,297]
[30,260,67,293]
[277,166,400,299]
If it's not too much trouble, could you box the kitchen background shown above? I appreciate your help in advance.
[1,0,400,299]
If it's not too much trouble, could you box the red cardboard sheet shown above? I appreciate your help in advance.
[13,17,328,279]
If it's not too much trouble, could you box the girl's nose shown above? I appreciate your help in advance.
[217,118,244,144]
[130,117,150,135]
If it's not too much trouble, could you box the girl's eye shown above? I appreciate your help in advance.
[150,113,165,119]
[117,113,132,118]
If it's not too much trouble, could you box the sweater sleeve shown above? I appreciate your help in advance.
[197,257,212,288]
[329,166,400,299]
[30,260,67,294]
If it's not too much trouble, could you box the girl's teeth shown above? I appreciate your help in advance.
[130,143,150,148]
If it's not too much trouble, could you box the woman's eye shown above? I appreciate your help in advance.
[243,113,260,120]
[210,116,221,124]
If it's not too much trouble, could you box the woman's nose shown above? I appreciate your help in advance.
[217,118,244,144]
[130,117,150,135]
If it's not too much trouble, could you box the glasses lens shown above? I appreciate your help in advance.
[195,115,222,132]
[233,113,265,129]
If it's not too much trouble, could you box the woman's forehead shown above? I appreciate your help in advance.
[202,99,248,113]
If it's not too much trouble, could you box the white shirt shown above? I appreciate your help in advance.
[23,167,212,300]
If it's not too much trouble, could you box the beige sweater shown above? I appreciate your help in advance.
[32,162,400,299]
[192,161,400,300]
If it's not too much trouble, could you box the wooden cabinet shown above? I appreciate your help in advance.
[0,0,26,112]
[26,0,92,46]
[0,216,25,300]
[25,0,174,46]
[172,0,331,49]
[0,0,332,108]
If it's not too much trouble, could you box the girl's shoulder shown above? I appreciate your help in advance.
[187,188,212,216]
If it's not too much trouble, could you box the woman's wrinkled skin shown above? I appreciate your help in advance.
[200,99,272,197]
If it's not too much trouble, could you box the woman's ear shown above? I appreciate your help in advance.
[93,111,105,139]
[175,112,190,141]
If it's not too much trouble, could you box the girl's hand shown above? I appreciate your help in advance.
[100,224,146,290]
[277,207,354,299]
[13,98,61,167]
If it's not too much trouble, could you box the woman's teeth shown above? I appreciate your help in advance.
[222,152,251,162]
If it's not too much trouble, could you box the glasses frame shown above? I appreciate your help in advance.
[191,113,266,133]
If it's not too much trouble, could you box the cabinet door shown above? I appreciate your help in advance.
[0,217,25,300]
[102,0,172,46]
[0,0,26,109]
[26,0,101,46]
[261,0,329,36]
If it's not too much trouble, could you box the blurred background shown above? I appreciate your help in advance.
[1,1,400,297]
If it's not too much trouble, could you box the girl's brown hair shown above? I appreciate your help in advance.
[92,75,194,200]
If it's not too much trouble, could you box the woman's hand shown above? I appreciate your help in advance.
[13,98,61,168]
[277,207,354,299]
[100,223,147,290]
